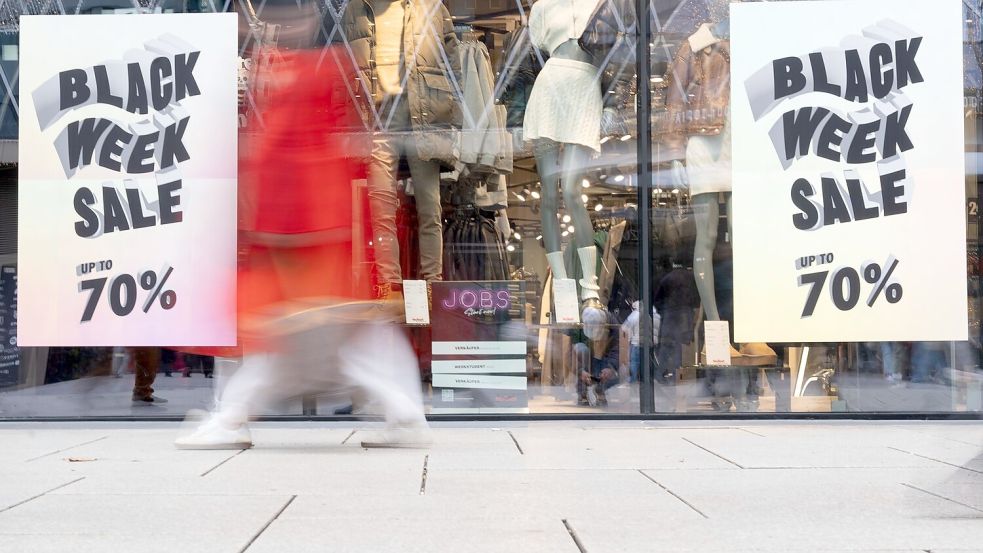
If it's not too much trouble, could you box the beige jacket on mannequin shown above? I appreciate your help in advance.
[339,0,463,166]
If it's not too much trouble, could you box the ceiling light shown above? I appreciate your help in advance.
[567,225,575,233]
[594,203,603,212]
[562,214,572,223]
[600,136,611,144]
[561,230,569,237]
[581,194,588,203]
[513,232,522,240]
[506,244,516,252]
[531,190,540,199]
[619,134,632,141]
[614,174,625,183]
[535,234,542,240]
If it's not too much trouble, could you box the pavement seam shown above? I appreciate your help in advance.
[738,427,767,437]
[0,477,86,514]
[681,437,745,469]
[200,448,249,477]
[419,455,430,495]
[341,430,357,445]
[239,495,297,552]
[887,446,983,475]
[25,436,109,462]
[561,519,588,553]
[904,427,983,448]
[507,431,524,454]
[900,482,983,514]
[637,470,709,519]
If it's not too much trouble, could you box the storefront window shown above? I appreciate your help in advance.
[1,0,981,418]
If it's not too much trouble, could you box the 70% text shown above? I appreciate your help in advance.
[78,266,177,323]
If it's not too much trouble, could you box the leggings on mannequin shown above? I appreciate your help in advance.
[692,192,731,321]
[535,144,594,255]
[367,99,445,282]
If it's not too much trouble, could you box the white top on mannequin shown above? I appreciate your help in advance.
[528,0,601,56]
[373,0,405,96]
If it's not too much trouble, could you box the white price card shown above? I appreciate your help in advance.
[704,321,732,366]
[551,278,580,324]
[402,280,430,325]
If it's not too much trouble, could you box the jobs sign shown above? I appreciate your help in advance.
[731,0,967,342]
[19,15,238,346]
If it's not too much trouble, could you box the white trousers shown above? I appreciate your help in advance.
[213,321,426,428]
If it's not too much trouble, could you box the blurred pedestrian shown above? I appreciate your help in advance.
[175,46,429,449]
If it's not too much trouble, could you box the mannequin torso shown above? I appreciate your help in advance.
[551,39,593,64]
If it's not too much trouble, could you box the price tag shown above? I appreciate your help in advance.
[704,321,732,366]
[552,279,580,324]
[402,280,430,325]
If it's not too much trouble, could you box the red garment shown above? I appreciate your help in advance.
[178,48,368,358]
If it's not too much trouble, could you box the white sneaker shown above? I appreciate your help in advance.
[360,426,433,449]
[175,415,252,450]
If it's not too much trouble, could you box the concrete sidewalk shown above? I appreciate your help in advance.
[0,421,981,552]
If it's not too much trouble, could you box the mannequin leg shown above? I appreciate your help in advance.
[407,156,443,281]
[560,145,595,248]
[534,146,563,253]
[559,145,602,302]
[367,136,402,286]
[558,144,606,338]
[692,193,721,321]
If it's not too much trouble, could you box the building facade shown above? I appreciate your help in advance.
[1,0,981,418]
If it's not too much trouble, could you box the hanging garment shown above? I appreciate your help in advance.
[442,207,510,281]
[458,41,514,174]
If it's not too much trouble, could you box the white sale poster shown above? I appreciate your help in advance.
[18,14,237,346]
[731,0,967,342]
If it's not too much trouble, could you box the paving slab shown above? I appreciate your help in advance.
[0,421,982,552]
[0,493,289,552]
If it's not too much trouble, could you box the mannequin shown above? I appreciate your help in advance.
[524,0,608,338]
[668,18,776,365]
[340,0,461,296]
